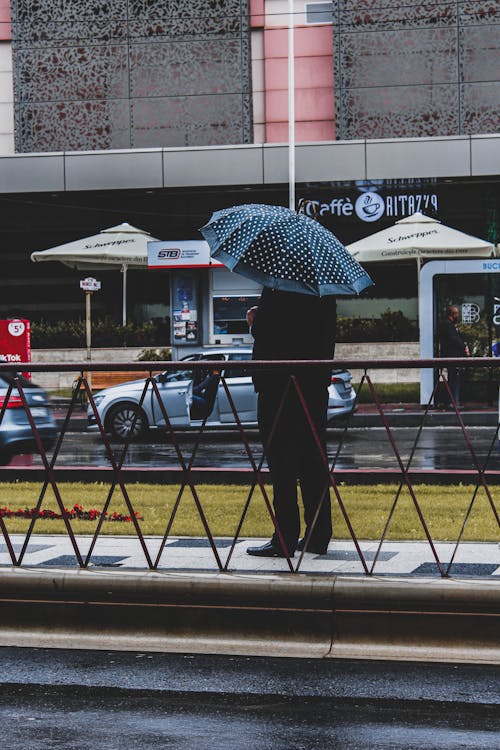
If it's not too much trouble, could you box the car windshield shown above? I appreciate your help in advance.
[158,369,191,383]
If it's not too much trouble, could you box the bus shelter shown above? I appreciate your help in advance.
[420,258,500,405]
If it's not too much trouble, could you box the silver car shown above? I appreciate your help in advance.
[87,348,356,440]
[0,372,57,464]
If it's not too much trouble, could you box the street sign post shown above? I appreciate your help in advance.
[80,278,101,382]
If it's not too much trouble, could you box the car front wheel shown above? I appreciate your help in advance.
[106,402,148,441]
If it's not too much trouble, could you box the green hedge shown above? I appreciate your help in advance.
[31,310,419,349]
[31,318,169,349]
[337,310,418,343]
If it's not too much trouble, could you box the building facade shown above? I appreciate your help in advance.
[0,0,497,329]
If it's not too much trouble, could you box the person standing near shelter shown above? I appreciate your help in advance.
[438,305,470,408]
[246,288,337,558]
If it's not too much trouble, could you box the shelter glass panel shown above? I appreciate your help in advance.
[434,272,500,402]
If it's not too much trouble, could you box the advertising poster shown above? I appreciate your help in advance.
[0,319,31,379]
[492,301,500,357]
[171,272,198,344]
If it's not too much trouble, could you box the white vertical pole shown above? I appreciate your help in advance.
[288,0,295,212]
[85,291,92,361]
[85,290,92,390]
[122,263,128,326]
[416,256,421,303]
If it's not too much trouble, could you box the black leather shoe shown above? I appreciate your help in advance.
[297,538,329,555]
[246,541,294,558]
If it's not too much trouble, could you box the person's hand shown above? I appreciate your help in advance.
[246,306,258,327]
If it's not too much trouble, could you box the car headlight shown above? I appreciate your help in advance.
[91,394,106,407]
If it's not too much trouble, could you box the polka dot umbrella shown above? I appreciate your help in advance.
[200,203,373,296]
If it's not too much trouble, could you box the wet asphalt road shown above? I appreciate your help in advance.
[1,649,499,750]
[8,425,500,471]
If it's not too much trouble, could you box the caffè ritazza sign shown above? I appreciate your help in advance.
[302,191,439,223]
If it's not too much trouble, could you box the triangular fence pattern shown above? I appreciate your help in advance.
[0,360,498,575]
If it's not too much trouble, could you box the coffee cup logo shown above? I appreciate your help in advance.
[355,192,385,222]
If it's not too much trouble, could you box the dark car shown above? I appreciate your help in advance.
[0,372,57,464]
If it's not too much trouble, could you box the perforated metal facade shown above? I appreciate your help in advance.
[333,0,500,140]
[11,0,252,152]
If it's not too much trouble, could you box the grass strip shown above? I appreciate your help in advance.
[0,481,498,542]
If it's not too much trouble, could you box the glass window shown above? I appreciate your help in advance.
[160,369,191,383]
[434,273,499,357]
[433,271,500,404]
[212,295,260,336]
[225,351,253,379]
[306,3,333,24]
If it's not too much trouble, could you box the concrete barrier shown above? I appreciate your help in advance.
[30,342,420,390]
[0,568,498,664]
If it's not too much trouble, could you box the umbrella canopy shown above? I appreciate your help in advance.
[31,223,158,324]
[200,203,373,296]
[347,212,495,262]
[31,222,156,269]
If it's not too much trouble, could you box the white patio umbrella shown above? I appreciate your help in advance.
[347,212,495,261]
[31,222,158,325]
[347,212,495,289]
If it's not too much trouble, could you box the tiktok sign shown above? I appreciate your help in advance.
[0,319,31,379]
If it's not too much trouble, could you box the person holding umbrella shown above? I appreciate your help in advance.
[246,288,337,556]
[200,203,373,558]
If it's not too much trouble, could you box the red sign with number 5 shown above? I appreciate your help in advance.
[0,319,31,379]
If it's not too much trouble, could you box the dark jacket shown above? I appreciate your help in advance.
[251,287,337,393]
[439,318,468,357]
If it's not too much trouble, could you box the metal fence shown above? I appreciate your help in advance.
[0,358,499,577]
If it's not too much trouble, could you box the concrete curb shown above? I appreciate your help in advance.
[350,409,498,428]
[2,465,500,484]
[0,568,499,664]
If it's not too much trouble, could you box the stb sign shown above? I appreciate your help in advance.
[148,240,223,269]
[80,277,101,292]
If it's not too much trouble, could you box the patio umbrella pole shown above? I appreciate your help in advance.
[85,290,92,389]
[121,263,127,326]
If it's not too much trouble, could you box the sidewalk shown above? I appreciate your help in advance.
[1,534,499,578]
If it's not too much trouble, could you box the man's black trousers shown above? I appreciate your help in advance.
[257,382,332,555]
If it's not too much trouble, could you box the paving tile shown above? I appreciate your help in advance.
[36,555,128,567]
[166,539,235,548]
[320,550,397,561]
[413,562,499,577]
[0,543,54,554]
